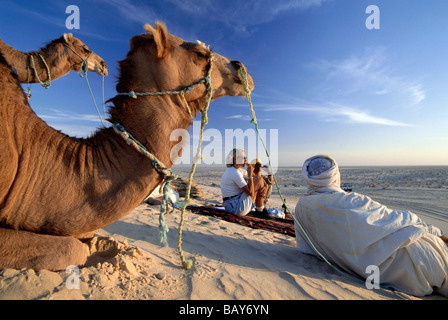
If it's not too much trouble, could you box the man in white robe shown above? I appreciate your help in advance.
[294,155,448,297]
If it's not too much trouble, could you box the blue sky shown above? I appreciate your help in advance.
[1,0,447,166]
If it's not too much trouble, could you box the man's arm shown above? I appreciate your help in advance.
[241,165,255,198]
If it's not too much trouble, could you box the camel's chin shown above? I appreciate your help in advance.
[98,69,109,76]
[89,66,108,76]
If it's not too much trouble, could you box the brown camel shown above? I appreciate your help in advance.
[0,22,254,271]
[0,33,108,87]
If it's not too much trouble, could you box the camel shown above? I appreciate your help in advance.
[0,22,254,271]
[0,33,108,88]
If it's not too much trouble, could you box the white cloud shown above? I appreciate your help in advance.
[225,114,273,122]
[336,106,411,127]
[40,109,104,123]
[96,0,158,25]
[37,109,104,138]
[167,0,330,34]
[225,114,252,121]
[315,48,426,106]
[263,103,411,127]
[408,85,426,105]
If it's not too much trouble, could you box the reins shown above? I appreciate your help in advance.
[111,48,215,270]
[63,42,108,128]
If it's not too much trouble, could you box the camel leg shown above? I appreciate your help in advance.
[0,227,89,271]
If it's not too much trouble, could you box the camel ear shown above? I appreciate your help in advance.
[63,33,73,43]
[143,22,170,59]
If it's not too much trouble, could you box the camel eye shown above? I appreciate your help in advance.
[195,50,207,58]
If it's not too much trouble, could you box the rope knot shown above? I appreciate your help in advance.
[129,91,138,99]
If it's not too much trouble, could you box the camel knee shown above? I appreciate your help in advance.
[55,237,89,270]
[26,236,88,271]
[0,228,88,271]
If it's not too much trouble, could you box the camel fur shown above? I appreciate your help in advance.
[0,33,108,85]
[0,22,253,271]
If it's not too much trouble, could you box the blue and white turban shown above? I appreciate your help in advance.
[302,155,344,195]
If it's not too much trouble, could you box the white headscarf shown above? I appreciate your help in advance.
[302,155,344,195]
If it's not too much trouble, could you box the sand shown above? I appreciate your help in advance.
[0,166,447,301]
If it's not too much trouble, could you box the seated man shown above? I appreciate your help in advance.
[220,149,268,217]
[294,155,448,297]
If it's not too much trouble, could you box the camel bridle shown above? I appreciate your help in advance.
[110,49,214,178]
[26,53,52,91]
[25,40,97,98]
[114,50,214,119]
[109,47,215,270]
[63,42,94,76]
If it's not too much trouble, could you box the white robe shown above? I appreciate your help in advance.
[295,191,448,297]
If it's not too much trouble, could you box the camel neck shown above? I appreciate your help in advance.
[0,39,29,82]
[0,39,70,83]
[108,94,196,164]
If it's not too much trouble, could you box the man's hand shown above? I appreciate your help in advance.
[440,235,448,247]
[245,163,254,177]
[262,165,271,174]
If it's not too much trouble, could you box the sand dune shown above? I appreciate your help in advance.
[0,166,447,301]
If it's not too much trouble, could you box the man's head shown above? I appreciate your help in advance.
[306,157,334,177]
[226,148,247,168]
[302,155,342,194]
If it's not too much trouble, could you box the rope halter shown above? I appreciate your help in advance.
[111,46,215,180]
[63,42,93,77]
[27,53,51,90]
[111,43,215,269]
[115,49,214,119]
[25,40,96,98]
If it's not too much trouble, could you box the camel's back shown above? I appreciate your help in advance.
[0,55,25,218]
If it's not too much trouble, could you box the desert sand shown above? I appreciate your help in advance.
[0,166,447,301]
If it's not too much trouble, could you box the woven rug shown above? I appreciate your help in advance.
[186,205,296,237]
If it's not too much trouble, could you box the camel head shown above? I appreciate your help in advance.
[116,22,254,107]
[62,33,108,76]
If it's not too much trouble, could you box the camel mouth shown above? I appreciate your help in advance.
[236,72,254,93]
[97,66,109,77]
[229,60,254,94]
[92,61,109,76]
[218,73,253,99]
